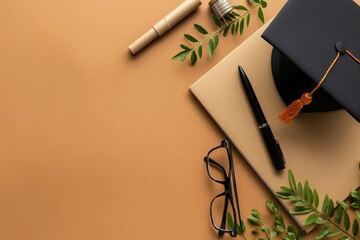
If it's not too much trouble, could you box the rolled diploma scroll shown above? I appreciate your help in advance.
[128,0,202,54]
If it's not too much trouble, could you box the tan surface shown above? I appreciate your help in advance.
[0,0,343,239]
[190,22,360,233]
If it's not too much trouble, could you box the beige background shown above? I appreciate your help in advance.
[0,0,349,239]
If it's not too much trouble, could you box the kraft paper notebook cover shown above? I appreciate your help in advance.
[190,21,360,232]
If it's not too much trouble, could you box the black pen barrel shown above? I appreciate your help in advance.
[238,66,266,124]
[260,126,285,170]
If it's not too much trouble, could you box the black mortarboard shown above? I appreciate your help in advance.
[261,0,360,123]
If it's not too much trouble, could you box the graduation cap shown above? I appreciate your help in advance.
[261,0,360,123]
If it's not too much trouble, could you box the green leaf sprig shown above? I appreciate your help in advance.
[247,200,303,240]
[276,170,360,240]
[224,167,359,240]
[172,0,267,65]
[227,199,303,240]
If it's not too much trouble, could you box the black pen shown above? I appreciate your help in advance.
[238,65,286,170]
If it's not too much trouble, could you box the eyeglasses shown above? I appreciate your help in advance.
[204,140,242,237]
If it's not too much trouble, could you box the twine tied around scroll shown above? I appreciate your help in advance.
[279,45,360,124]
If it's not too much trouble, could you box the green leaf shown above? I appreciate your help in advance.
[289,195,300,201]
[337,200,348,209]
[213,35,219,48]
[258,7,264,24]
[351,190,360,200]
[246,13,250,27]
[322,195,329,215]
[315,218,328,224]
[288,232,296,240]
[353,219,359,236]
[208,39,215,59]
[225,15,233,22]
[356,210,360,220]
[315,225,331,239]
[337,237,350,240]
[198,45,202,59]
[261,225,271,235]
[171,50,190,62]
[233,5,248,11]
[270,231,277,238]
[304,180,313,205]
[290,208,312,215]
[287,226,302,240]
[251,209,261,219]
[231,11,240,17]
[328,199,335,218]
[180,44,190,50]
[350,201,360,209]
[194,24,208,35]
[241,220,246,233]
[234,21,239,34]
[248,215,261,224]
[275,191,291,199]
[325,230,341,237]
[344,210,350,231]
[236,220,246,234]
[184,34,198,42]
[223,25,230,36]
[240,18,244,35]
[212,14,221,27]
[266,200,278,213]
[231,23,235,35]
[298,182,303,196]
[294,201,307,207]
[261,0,268,8]
[313,189,319,208]
[274,214,284,226]
[287,225,296,234]
[227,212,234,228]
[275,224,285,233]
[190,50,197,65]
[303,213,318,226]
[288,170,297,192]
[336,207,343,225]
[251,227,262,234]
[280,186,293,193]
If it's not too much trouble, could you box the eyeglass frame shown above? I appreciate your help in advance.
[204,139,242,237]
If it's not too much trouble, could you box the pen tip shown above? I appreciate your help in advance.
[238,65,245,75]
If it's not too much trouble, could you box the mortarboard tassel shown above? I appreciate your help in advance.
[278,92,312,123]
[279,51,341,123]
[279,45,360,123]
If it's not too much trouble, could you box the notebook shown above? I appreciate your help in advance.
[190,21,360,232]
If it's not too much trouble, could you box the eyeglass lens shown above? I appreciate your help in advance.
[207,146,230,182]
